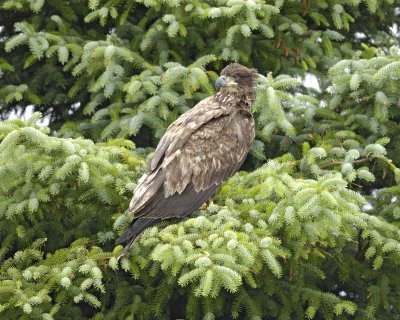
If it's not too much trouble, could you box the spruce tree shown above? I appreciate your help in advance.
[1,1,400,319]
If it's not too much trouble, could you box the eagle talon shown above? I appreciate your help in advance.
[200,199,214,210]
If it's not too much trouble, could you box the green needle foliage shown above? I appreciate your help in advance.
[1,0,400,319]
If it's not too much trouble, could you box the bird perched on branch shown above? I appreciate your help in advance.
[117,63,258,257]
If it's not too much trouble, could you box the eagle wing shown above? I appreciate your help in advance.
[128,96,255,220]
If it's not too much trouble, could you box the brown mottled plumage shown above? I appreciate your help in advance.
[116,63,258,257]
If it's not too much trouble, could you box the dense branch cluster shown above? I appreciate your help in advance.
[1,0,400,319]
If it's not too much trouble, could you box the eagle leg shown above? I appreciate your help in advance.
[200,197,214,210]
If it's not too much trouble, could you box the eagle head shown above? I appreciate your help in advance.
[215,63,258,93]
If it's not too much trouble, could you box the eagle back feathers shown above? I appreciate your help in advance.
[163,110,254,197]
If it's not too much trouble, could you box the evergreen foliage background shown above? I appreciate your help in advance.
[1,0,400,319]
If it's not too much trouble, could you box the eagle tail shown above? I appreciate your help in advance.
[116,218,159,259]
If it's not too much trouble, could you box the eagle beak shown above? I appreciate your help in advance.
[215,76,227,90]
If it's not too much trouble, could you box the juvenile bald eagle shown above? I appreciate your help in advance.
[117,63,258,256]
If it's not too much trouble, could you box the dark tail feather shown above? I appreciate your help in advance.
[116,218,159,259]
